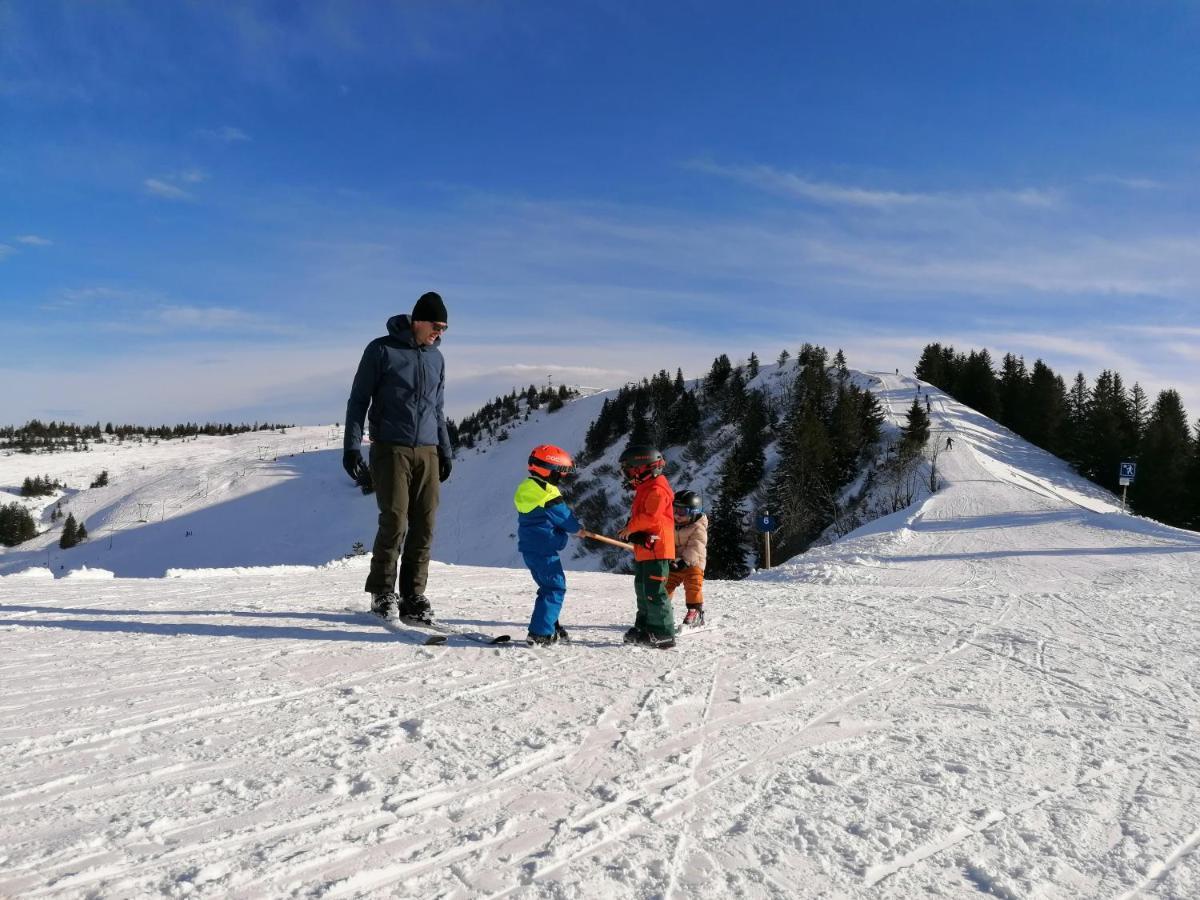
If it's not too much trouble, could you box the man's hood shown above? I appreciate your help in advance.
[385,314,441,348]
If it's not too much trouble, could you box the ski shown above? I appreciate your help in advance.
[398,616,512,645]
[345,607,447,645]
[675,623,719,638]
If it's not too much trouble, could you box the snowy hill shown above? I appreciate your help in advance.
[2,373,1199,898]
[0,360,804,577]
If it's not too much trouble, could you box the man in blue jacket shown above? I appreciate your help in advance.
[344,292,453,622]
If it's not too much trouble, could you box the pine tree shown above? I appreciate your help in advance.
[628,392,652,446]
[997,353,1030,436]
[665,390,701,448]
[0,502,38,547]
[776,349,790,368]
[833,349,848,380]
[77,521,88,541]
[1085,370,1137,488]
[915,343,948,389]
[60,513,79,549]
[705,486,749,580]
[1066,372,1091,469]
[1021,361,1064,453]
[705,354,733,395]
[960,349,1000,418]
[829,385,881,484]
[721,391,768,498]
[901,398,931,452]
[720,367,748,425]
[1186,418,1200,530]
[747,352,760,380]
[1130,390,1192,526]
[1129,383,1149,450]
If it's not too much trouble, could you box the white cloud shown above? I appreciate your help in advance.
[0,243,14,260]
[690,161,1064,212]
[155,305,262,330]
[198,125,251,143]
[144,177,193,201]
[55,286,144,305]
[1089,175,1165,191]
[15,234,52,246]
[144,169,207,200]
[691,161,935,209]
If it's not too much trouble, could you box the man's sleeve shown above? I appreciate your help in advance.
[436,355,452,459]
[344,343,378,451]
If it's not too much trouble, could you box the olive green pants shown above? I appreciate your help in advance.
[365,442,440,597]
[634,559,674,637]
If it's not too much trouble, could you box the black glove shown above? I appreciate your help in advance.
[670,558,687,572]
[627,531,654,549]
[343,449,368,482]
[438,453,453,483]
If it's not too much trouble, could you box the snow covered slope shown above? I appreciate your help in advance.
[2,374,1199,898]
[0,426,371,577]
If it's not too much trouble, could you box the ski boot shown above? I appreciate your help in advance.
[639,630,676,650]
[526,632,557,647]
[554,622,571,643]
[681,607,705,628]
[623,626,644,645]
[371,592,400,620]
[398,594,434,624]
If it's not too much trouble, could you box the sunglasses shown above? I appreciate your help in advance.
[430,322,449,334]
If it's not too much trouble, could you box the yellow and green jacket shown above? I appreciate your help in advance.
[514,477,581,555]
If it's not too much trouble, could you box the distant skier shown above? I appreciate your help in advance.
[925,395,931,412]
[515,445,583,646]
[616,445,677,649]
[343,292,453,622]
[667,490,708,627]
[946,437,953,450]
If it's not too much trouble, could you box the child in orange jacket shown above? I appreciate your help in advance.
[615,444,676,648]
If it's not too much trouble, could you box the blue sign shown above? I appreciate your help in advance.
[755,514,781,533]
[1119,461,1137,481]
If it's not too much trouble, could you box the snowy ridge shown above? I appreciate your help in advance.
[2,373,1199,897]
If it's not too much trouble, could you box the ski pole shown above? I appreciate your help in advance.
[579,529,635,551]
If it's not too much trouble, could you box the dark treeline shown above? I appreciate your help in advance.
[0,503,37,547]
[575,347,884,579]
[916,343,1200,530]
[582,368,698,459]
[1,420,292,453]
[451,383,578,451]
[760,346,884,574]
[20,475,65,497]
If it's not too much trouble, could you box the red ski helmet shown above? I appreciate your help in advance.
[528,444,575,482]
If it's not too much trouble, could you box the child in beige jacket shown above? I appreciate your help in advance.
[666,490,708,627]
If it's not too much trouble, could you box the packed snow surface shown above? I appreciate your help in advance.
[2,374,1199,898]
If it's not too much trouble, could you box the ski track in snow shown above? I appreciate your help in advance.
[3,375,1200,898]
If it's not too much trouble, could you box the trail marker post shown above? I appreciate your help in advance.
[755,511,781,569]
[1118,461,1137,512]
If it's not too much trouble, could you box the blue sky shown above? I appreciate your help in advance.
[2,0,1198,426]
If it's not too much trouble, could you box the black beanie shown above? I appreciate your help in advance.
[412,291,448,323]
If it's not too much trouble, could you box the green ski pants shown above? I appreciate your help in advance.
[634,559,674,637]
